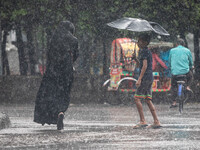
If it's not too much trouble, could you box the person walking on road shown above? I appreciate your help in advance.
[133,34,161,129]
[34,21,79,130]
[169,38,193,108]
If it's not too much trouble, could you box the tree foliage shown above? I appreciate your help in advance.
[0,0,200,75]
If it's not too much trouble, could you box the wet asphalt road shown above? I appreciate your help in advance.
[1,102,200,150]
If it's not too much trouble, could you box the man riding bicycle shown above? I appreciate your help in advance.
[169,38,193,108]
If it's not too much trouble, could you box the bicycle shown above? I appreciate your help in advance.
[175,75,188,113]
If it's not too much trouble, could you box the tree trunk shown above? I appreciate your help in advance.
[16,23,28,75]
[179,28,188,47]
[82,33,90,73]
[26,26,36,75]
[102,38,107,75]
[193,29,200,79]
[41,29,45,74]
[45,28,52,56]
[0,17,2,75]
[1,31,10,75]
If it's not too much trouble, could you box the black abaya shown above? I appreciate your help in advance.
[34,21,78,125]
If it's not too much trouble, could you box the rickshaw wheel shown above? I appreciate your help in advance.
[118,92,134,105]
[152,92,171,104]
[102,84,121,105]
[106,91,122,105]
[117,79,136,105]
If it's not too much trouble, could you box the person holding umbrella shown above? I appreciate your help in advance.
[107,17,168,128]
[133,33,161,129]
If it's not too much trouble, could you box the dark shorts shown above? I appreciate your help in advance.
[134,80,153,100]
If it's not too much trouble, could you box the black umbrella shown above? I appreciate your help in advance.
[107,17,170,36]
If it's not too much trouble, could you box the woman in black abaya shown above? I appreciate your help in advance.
[34,21,78,130]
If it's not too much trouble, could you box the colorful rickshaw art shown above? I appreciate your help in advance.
[103,38,139,91]
[103,38,174,105]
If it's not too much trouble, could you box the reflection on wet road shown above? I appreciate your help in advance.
[1,103,200,149]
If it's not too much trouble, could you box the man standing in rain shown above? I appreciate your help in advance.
[34,21,79,130]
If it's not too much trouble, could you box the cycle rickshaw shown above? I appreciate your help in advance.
[103,38,174,105]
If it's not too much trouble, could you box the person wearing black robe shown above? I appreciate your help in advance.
[34,21,79,130]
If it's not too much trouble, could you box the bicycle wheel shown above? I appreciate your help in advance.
[178,84,184,113]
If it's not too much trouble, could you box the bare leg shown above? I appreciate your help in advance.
[171,91,177,107]
[134,98,147,124]
[146,100,160,125]
[58,112,64,116]
[57,112,64,130]
[172,101,177,106]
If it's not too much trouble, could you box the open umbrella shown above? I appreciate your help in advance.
[107,17,170,36]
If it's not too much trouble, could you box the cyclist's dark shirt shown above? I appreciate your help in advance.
[138,47,153,82]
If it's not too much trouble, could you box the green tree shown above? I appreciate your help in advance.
[134,0,200,76]
[1,0,200,77]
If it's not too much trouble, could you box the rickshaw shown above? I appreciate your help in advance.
[103,38,174,105]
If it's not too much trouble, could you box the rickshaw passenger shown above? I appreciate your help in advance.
[151,47,169,88]
[152,48,168,71]
[159,48,171,88]
[133,34,161,129]
[160,48,171,78]
[134,67,140,80]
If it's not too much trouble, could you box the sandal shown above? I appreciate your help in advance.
[133,123,148,129]
[146,124,162,129]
